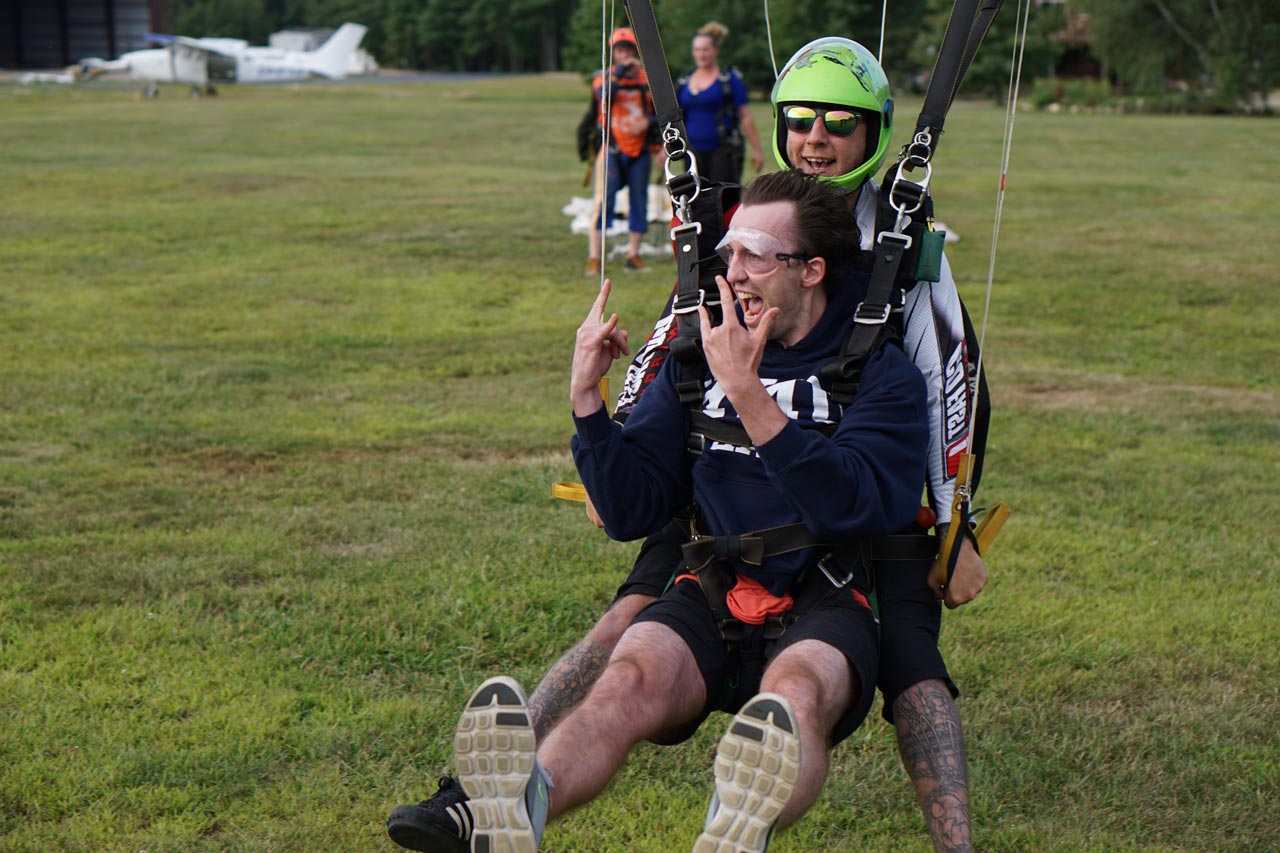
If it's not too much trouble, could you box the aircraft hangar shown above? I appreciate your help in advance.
[1,0,163,69]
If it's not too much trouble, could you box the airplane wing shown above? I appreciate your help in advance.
[146,33,235,56]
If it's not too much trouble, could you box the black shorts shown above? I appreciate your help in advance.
[612,520,686,601]
[632,576,878,746]
[874,554,959,723]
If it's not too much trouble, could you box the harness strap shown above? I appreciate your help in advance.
[622,0,687,149]
[716,70,738,144]
[819,232,907,406]
[866,531,939,562]
[681,521,828,571]
[670,184,739,408]
[684,543,873,650]
[914,0,1006,161]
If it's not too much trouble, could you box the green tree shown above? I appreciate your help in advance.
[564,0,932,93]
[1076,0,1278,111]
[897,0,1068,104]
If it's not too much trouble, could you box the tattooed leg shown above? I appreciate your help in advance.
[527,594,655,740]
[893,678,972,853]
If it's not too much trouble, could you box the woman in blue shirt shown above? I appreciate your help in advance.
[677,22,765,184]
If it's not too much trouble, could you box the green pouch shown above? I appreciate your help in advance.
[914,228,946,282]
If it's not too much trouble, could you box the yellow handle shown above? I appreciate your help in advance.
[975,502,1011,553]
[552,482,587,502]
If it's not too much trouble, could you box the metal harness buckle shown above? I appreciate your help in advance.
[818,552,854,588]
[876,229,914,252]
[671,290,705,314]
[854,301,892,325]
[670,220,703,242]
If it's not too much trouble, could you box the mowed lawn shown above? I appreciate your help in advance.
[1,74,1276,852]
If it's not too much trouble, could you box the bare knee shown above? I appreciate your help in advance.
[766,668,832,733]
[590,653,653,703]
[762,644,858,738]
[585,594,654,649]
[576,652,673,734]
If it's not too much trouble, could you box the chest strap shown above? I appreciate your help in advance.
[680,521,828,571]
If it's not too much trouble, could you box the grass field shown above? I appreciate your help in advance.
[1,73,1277,852]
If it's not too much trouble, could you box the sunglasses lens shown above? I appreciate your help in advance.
[823,110,859,136]
[783,106,817,133]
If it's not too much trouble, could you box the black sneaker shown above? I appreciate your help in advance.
[387,775,473,853]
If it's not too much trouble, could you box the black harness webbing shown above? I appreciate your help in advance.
[819,232,909,407]
[669,183,737,406]
[623,0,688,159]
[914,0,1006,160]
[680,521,833,571]
[623,0,742,411]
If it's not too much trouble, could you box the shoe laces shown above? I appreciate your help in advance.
[421,774,469,808]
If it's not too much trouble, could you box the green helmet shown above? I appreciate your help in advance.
[770,37,894,192]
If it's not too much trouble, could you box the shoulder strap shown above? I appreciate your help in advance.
[622,0,689,150]
[717,70,737,135]
[670,182,739,406]
[915,0,1006,160]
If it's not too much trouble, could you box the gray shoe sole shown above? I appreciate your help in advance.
[693,693,801,853]
[454,677,539,853]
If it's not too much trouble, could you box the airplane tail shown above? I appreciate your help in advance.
[306,23,368,78]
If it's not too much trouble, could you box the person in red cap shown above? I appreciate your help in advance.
[584,27,657,277]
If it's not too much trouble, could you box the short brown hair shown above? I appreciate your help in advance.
[740,170,858,270]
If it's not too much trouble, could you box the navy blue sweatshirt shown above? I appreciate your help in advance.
[571,271,928,596]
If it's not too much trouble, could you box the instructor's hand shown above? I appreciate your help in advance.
[929,535,988,609]
[571,280,629,417]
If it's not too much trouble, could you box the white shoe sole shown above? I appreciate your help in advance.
[694,693,801,853]
[454,677,539,853]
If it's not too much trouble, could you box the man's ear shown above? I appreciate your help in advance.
[800,256,826,290]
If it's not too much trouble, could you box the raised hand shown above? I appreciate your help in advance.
[697,275,776,400]
[570,279,629,417]
[697,275,787,447]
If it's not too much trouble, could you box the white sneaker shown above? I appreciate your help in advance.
[454,676,548,853]
[693,693,801,853]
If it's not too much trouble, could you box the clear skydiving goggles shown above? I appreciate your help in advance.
[714,226,813,276]
[781,105,863,137]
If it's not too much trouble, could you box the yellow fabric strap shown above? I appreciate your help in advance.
[552,378,612,504]
[552,482,587,502]
[938,454,1014,585]
[975,502,1011,553]
[936,454,975,587]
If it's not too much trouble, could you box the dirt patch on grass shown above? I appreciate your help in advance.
[1000,368,1279,418]
[165,447,283,475]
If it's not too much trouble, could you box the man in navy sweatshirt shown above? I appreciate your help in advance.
[423,171,929,853]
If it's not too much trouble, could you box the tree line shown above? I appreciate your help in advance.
[167,0,1275,111]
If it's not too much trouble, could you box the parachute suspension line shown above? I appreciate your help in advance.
[762,0,779,79]
[596,0,617,284]
[965,0,1030,470]
[877,0,889,64]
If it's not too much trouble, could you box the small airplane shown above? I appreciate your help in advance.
[76,23,369,90]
